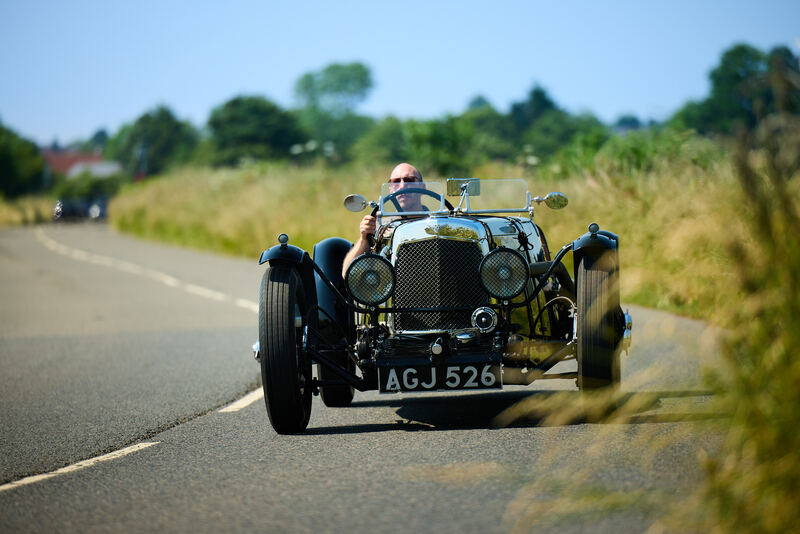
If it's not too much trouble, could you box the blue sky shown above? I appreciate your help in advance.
[1,0,798,145]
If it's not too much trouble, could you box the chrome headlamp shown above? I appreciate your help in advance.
[345,254,395,306]
[479,247,529,300]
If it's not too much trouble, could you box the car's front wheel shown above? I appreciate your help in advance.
[259,265,312,433]
[576,257,621,390]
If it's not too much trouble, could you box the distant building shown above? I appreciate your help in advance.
[41,149,122,179]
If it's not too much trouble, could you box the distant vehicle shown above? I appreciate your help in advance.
[53,197,108,221]
[253,178,632,434]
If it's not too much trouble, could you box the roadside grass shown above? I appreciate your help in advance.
[110,162,390,259]
[0,195,52,227]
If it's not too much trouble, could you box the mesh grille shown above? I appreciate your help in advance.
[394,239,488,331]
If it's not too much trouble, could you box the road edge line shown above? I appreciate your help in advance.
[0,442,160,494]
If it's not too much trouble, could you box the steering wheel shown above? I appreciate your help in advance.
[382,187,454,212]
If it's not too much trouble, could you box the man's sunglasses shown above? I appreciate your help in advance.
[388,177,418,184]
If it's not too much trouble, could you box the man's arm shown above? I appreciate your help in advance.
[342,214,376,279]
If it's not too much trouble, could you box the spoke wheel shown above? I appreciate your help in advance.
[576,258,621,390]
[259,265,312,433]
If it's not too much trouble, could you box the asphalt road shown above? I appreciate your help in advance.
[0,224,722,533]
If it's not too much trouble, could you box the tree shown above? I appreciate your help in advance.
[467,95,492,110]
[614,114,642,131]
[708,44,767,132]
[669,43,800,135]
[293,62,375,160]
[522,110,608,162]
[351,116,410,164]
[510,85,558,133]
[460,104,516,161]
[208,96,306,166]
[767,46,800,114]
[407,116,477,175]
[106,106,197,176]
[294,62,373,116]
[0,123,45,198]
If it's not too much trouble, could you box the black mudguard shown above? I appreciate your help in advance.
[572,229,619,277]
[312,237,354,344]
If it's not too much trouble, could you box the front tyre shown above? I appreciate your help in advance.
[576,258,621,390]
[259,265,312,433]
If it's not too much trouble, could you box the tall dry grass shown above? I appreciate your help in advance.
[110,161,393,258]
[0,196,52,227]
[111,134,736,322]
[699,115,800,533]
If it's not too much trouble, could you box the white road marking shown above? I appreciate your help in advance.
[235,298,259,313]
[18,230,260,490]
[218,388,264,412]
[184,283,230,302]
[35,228,256,314]
[0,442,159,494]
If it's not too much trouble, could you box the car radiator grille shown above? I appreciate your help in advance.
[393,239,488,331]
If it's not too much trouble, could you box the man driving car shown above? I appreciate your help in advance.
[341,163,423,277]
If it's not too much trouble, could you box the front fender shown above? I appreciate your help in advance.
[572,227,619,276]
[259,243,306,265]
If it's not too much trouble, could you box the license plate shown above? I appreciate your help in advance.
[379,364,502,393]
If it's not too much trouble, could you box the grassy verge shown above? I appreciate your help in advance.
[0,196,52,227]
[110,132,738,323]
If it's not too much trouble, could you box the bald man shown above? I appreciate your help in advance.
[342,163,423,278]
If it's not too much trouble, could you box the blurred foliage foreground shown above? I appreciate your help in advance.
[111,120,800,532]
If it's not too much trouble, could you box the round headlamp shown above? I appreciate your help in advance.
[479,247,529,300]
[345,254,395,306]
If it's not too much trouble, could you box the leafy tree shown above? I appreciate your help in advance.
[767,45,800,114]
[670,100,717,134]
[208,95,306,166]
[670,43,800,134]
[351,116,410,164]
[295,62,373,116]
[0,123,45,198]
[467,95,492,110]
[294,109,373,161]
[460,104,516,160]
[522,110,607,162]
[294,62,375,160]
[614,114,642,131]
[708,44,767,132]
[106,106,197,176]
[407,116,476,175]
[510,85,558,133]
[73,128,109,154]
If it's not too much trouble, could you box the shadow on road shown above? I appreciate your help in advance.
[305,389,720,435]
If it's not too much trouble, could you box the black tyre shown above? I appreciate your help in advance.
[259,265,312,433]
[576,258,621,390]
[318,359,355,407]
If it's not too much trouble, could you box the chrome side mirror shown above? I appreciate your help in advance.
[344,194,367,212]
[543,192,568,209]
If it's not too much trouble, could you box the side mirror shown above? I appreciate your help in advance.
[543,192,568,209]
[344,194,367,212]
